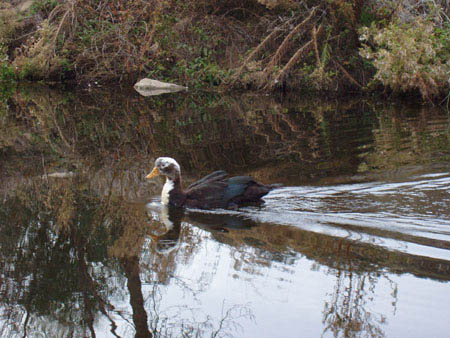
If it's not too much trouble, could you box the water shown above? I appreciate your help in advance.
[0,85,449,337]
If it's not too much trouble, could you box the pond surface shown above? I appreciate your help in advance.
[0,86,449,337]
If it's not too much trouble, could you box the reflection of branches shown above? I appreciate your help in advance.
[135,209,257,338]
[167,274,202,302]
[78,236,120,338]
[122,256,152,338]
[321,263,398,338]
[0,176,129,337]
[211,301,255,338]
[22,309,30,338]
[143,283,254,338]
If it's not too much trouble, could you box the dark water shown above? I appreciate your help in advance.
[0,85,449,337]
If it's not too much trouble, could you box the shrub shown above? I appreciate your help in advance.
[0,7,20,47]
[359,19,450,100]
[0,48,15,82]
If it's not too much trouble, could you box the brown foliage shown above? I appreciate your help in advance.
[360,19,450,100]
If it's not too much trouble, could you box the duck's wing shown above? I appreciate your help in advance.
[185,171,229,208]
[187,170,228,190]
[222,176,255,200]
[185,173,272,209]
[224,176,273,205]
[185,179,229,209]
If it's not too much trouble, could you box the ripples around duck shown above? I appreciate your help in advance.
[192,171,450,261]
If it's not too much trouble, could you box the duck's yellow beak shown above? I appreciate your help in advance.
[146,167,160,179]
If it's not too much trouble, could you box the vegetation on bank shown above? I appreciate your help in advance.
[0,0,449,102]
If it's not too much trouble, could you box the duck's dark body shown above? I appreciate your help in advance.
[147,158,273,210]
[168,171,272,209]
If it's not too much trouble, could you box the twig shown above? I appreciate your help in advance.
[438,90,450,107]
[53,10,69,49]
[41,153,48,183]
[312,25,321,67]
[48,3,64,22]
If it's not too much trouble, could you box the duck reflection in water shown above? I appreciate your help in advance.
[115,203,258,338]
[146,202,259,252]
[146,205,184,254]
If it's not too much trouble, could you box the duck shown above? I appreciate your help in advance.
[146,157,274,209]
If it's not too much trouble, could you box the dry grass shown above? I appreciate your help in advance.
[1,0,448,101]
[360,18,449,100]
[0,6,21,46]
[4,0,166,82]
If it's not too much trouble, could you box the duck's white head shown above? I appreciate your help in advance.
[146,157,181,181]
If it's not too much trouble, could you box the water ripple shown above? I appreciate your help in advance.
[248,172,450,261]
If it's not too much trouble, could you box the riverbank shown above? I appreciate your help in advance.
[1,1,449,102]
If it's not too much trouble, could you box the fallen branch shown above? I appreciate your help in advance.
[333,60,363,89]
[266,25,323,90]
[229,19,292,84]
[265,40,312,90]
[265,7,317,70]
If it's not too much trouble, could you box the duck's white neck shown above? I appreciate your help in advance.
[161,178,174,205]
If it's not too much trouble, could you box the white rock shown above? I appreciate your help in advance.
[134,79,187,96]
[43,172,75,179]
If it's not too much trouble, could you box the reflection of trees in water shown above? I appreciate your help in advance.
[200,221,449,338]
[1,86,448,193]
[1,87,375,184]
[193,218,398,338]
[0,178,121,337]
[365,103,449,170]
[114,205,255,338]
[0,169,447,337]
[0,178,253,337]
[148,97,376,184]
[322,267,397,338]
[122,255,151,338]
